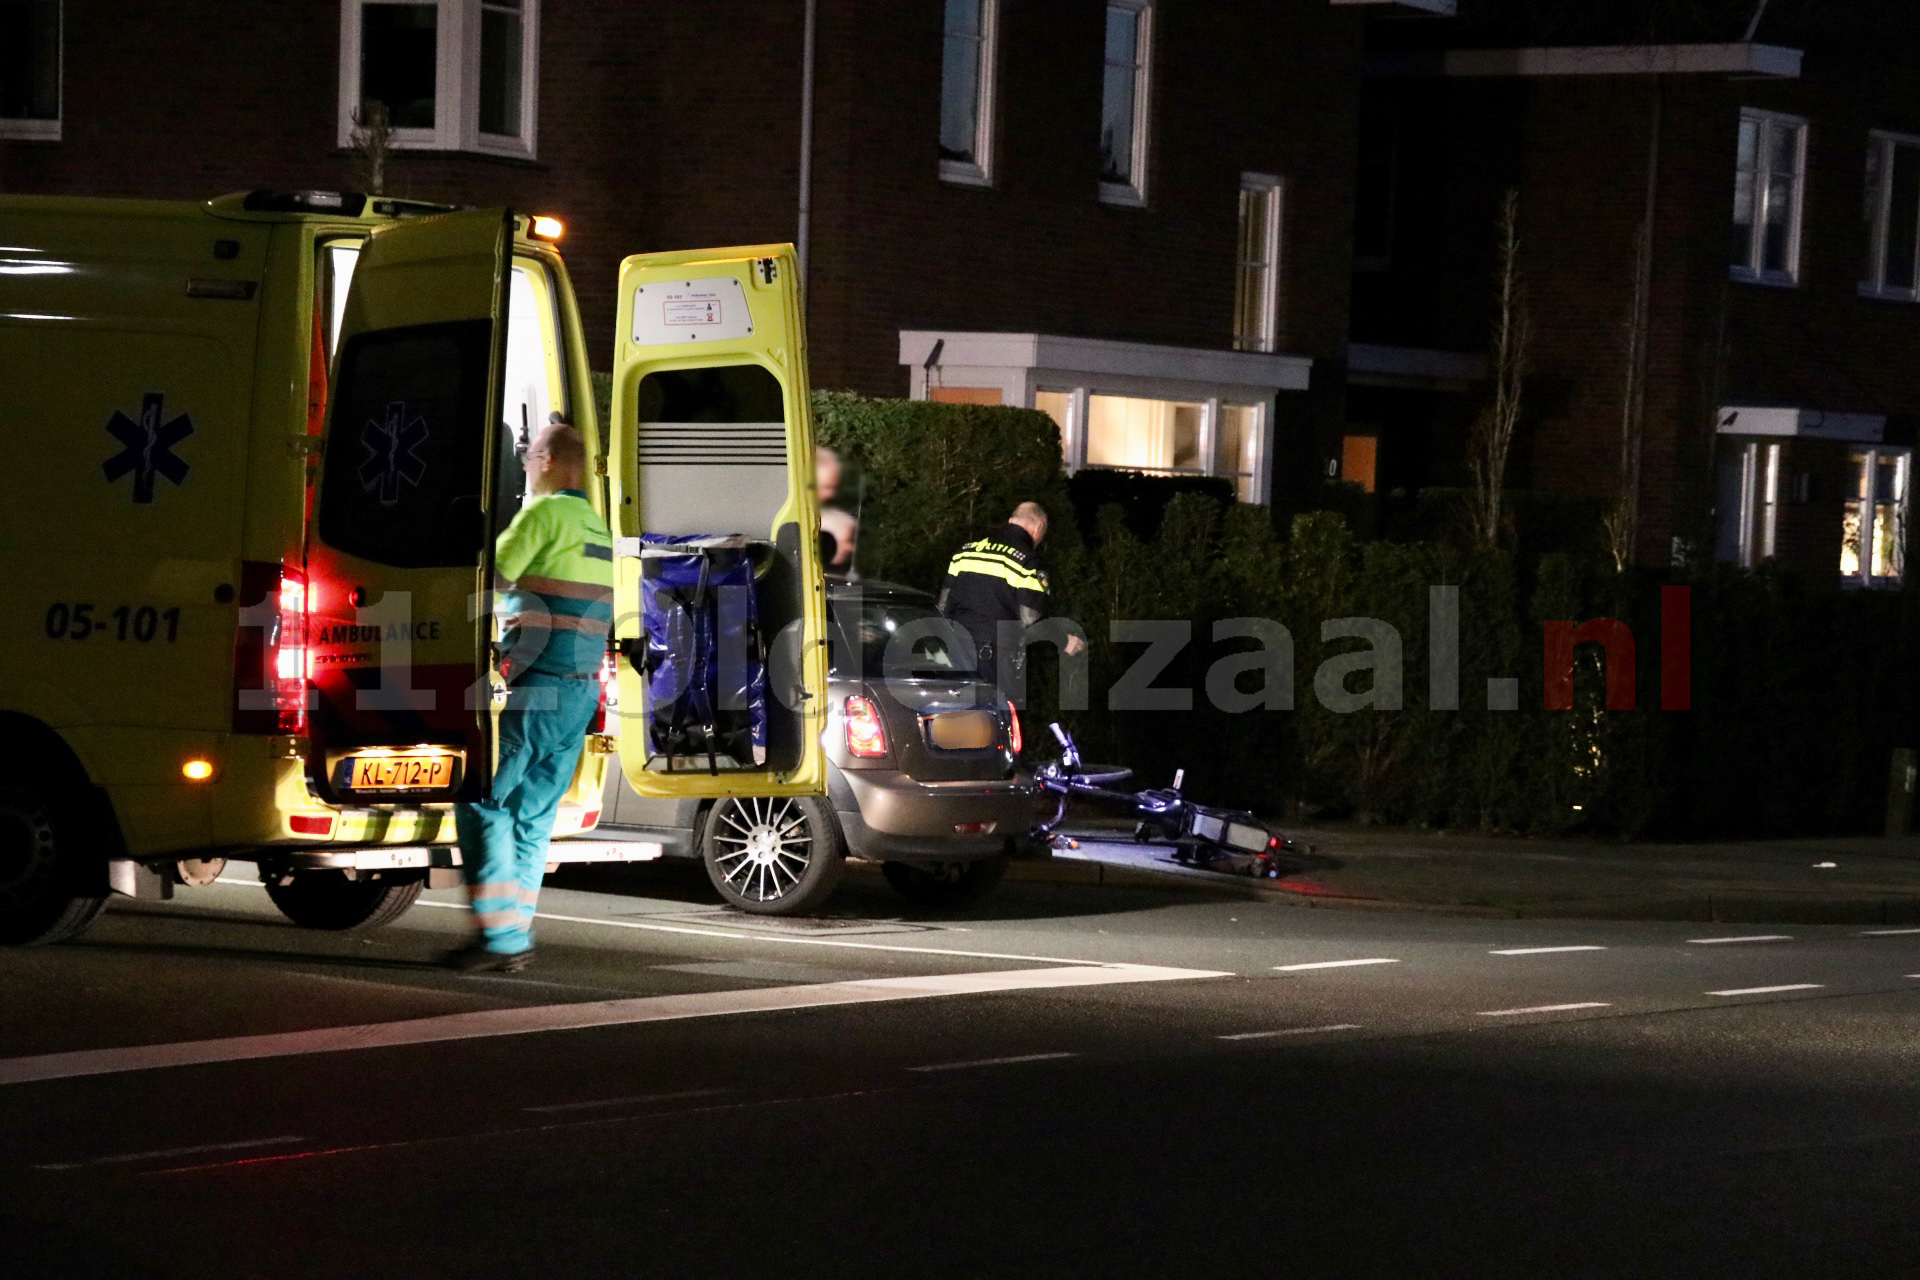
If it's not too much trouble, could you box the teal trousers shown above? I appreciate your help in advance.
[455,671,600,954]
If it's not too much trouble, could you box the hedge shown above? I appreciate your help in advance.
[812,392,1920,837]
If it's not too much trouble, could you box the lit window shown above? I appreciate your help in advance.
[1099,1,1152,205]
[338,0,540,159]
[1732,108,1806,285]
[1862,131,1920,301]
[0,0,60,141]
[1841,448,1909,587]
[1048,393,1267,504]
[1087,394,1203,473]
[1234,175,1282,353]
[939,0,997,186]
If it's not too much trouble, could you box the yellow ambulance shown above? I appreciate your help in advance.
[0,190,828,944]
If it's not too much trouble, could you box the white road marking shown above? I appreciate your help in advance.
[1688,935,1793,945]
[0,964,1227,1087]
[1489,946,1607,956]
[524,1088,731,1114]
[907,1052,1075,1073]
[1707,984,1824,997]
[1216,1024,1362,1041]
[1860,928,1920,936]
[1273,958,1400,971]
[33,1134,303,1171]
[1476,1002,1611,1017]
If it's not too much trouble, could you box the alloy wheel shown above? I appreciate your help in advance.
[710,797,815,904]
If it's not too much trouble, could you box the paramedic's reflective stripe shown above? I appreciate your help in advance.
[946,551,1046,592]
[518,573,614,605]
[502,611,612,636]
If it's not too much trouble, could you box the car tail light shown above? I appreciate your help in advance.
[845,695,889,758]
[1006,701,1023,755]
[233,560,311,735]
[589,649,617,735]
[290,813,335,837]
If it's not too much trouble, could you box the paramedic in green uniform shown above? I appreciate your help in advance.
[448,422,614,972]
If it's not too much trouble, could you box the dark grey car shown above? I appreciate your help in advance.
[595,581,1040,915]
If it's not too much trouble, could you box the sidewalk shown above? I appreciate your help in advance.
[1015,820,1920,925]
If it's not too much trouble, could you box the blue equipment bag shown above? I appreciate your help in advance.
[638,534,768,772]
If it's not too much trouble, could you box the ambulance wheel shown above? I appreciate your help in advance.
[701,796,844,916]
[882,853,1009,910]
[265,872,424,932]
[0,783,109,947]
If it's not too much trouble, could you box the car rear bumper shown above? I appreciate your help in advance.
[832,769,1043,861]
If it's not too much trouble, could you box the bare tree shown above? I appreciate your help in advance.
[1466,188,1529,548]
[349,101,392,196]
[1605,79,1662,572]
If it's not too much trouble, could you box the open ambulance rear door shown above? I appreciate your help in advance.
[610,245,829,799]
[304,209,510,805]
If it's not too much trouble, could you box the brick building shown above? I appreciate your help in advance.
[1345,0,1920,583]
[1,0,1368,510]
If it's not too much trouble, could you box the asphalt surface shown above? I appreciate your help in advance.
[4,847,1920,1278]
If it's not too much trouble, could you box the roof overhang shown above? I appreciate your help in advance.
[1718,406,1886,443]
[899,331,1312,401]
[1330,0,1456,14]
[1347,343,1486,390]
[1369,42,1802,80]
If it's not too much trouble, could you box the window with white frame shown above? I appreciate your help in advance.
[1841,447,1909,587]
[1098,0,1152,205]
[0,0,61,141]
[1715,440,1781,568]
[1035,390,1268,504]
[1731,108,1807,284]
[1862,131,1920,301]
[338,0,539,158]
[1234,175,1282,353]
[939,0,997,185]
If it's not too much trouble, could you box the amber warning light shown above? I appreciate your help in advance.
[530,216,564,241]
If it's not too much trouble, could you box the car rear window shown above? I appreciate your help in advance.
[829,598,978,678]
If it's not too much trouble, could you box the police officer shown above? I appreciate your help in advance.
[936,502,1085,677]
[448,422,613,973]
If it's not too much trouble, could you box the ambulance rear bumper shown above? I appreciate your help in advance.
[280,838,663,871]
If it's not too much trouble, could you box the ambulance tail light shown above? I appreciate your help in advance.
[589,650,617,735]
[233,560,311,736]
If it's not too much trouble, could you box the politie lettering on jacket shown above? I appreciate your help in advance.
[316,621,443,643]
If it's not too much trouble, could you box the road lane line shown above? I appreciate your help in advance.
[1217,1024,1361,1041]
[1688,935,1793,945]
[1489,946,1607,956]
[1273,958,1400,971]
[1475,1003,1611,1017]
[907,1052,1075,1073]
[1860,928,1920,936]
[343,894,1154,971]
[1707,984,1824,996]
[33,1135,303,1171]
[525,1088,731,1114]
[0,964,1228,1087]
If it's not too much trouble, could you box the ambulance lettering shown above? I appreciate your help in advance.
[102,392,193,503]
[317,621,442,643]
[359,400,429,505]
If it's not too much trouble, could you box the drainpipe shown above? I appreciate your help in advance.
[797,0,818,286]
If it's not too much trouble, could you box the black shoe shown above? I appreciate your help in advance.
[446,945,533,974]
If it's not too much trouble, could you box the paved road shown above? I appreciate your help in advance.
[4,850,1920,1278]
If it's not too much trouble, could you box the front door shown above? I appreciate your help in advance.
[305,209,512,804]
[610,245,829,798]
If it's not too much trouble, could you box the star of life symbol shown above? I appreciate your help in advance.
[359,400,430,506]
[102,392,193,503]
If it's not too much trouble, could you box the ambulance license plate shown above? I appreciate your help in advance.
[345,754,459,792]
